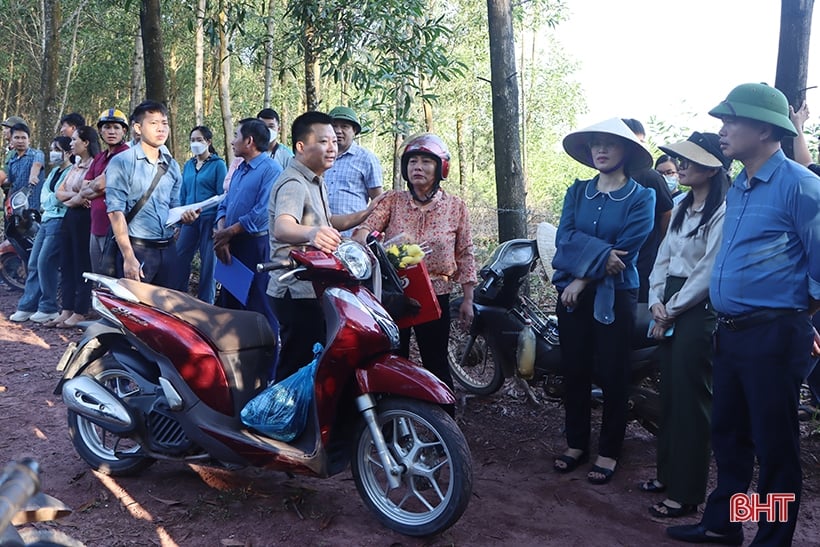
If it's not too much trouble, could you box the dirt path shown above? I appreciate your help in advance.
[1,286,818,546]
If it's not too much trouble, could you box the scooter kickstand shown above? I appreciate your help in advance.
[356,394,402,489]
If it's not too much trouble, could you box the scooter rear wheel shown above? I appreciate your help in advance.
[0,252,26,290]
[66,357,156,476]
[351,397,473,537]
[447,319,504,395]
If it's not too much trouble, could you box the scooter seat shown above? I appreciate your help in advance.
[117,279,276,352]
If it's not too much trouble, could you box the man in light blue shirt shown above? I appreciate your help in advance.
[324,106,382,235]
[669,83,820,547]
[106,101,198,287]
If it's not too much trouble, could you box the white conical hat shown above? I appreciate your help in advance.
[562,117,652,173]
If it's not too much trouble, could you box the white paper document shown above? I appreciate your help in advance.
[165,194,224,226]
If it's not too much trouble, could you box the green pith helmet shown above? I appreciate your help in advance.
[328,106,361,135]
[708,83,797,137]
[1,116,27,129]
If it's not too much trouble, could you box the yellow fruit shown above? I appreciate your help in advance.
[387,245,400,257]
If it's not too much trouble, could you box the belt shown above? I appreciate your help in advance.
[130,237,172,249]
[235,230,268,239]
[716,308,802,331]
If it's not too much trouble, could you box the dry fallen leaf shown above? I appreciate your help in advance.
[148,493,183,506]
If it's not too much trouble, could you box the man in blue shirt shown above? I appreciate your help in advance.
[324,106,383,235]
[106,101,198,287]
[6,123,44,211]
[214,118,282,324]
[669,83,820,546]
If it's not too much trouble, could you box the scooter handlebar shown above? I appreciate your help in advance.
[256,258,295,273]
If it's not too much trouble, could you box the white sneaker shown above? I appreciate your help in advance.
[9,310,34,322]
[30,311,59,323]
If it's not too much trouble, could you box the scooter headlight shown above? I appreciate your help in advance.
[335,241,372,280]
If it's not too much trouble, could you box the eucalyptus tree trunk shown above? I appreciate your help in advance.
[518,25,527,185]
[457,116,466,196]
[168,46,180,155]
[39,0,60,152]
[775,0,814,159]
[217,7,234,163]
[130,25,144,114]
[420,76,433,132]
[141,0,168,104]
[194,0,206,125]
[263,0,276,108]
[304,21,320,111]
[487,0,526,242]
[2,49,15,118]
[392,86,408,189]
[59,1,83,118]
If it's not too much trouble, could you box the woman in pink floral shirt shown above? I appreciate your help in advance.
[354,134,476,391]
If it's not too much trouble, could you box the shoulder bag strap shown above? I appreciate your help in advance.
[125,160,167,223]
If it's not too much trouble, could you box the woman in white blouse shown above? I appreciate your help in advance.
[641,132,730,518]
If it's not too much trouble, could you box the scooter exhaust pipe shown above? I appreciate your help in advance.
[62,376,134,432]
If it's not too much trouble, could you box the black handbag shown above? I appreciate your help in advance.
[98,162,168,276]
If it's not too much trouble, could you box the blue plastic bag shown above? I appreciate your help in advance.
[240,343,322,441]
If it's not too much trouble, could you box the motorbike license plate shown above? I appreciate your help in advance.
[56,342,77,372]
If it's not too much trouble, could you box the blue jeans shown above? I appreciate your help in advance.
[17,217,62,313]
[174,213,216,303]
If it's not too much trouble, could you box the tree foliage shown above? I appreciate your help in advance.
[0,0,588,240]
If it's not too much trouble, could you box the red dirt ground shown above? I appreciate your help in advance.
[1,286,818,546]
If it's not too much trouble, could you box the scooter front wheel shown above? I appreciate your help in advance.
[351,397,473,537]
[447,318,504,395]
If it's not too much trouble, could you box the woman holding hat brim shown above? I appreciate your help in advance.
[641,132,730,518]
[551,118,655,484]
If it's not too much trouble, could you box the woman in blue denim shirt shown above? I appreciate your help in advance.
[551,118,655,484]
[174,125,226,303]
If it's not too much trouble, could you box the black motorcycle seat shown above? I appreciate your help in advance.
[117,279,276,352]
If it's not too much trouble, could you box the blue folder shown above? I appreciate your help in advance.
[215,258,254,305]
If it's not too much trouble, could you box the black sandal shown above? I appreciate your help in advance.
[639,479,666,493]
[587,463,616,484]
[649,500,697,518]
[553,451,589,473]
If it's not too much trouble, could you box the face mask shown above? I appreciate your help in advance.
[49,150,63,163]
[190,141,208,156]
[269,128,278,144]
[663,174,678,192]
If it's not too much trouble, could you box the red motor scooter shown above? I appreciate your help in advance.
[54,241,472,537]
